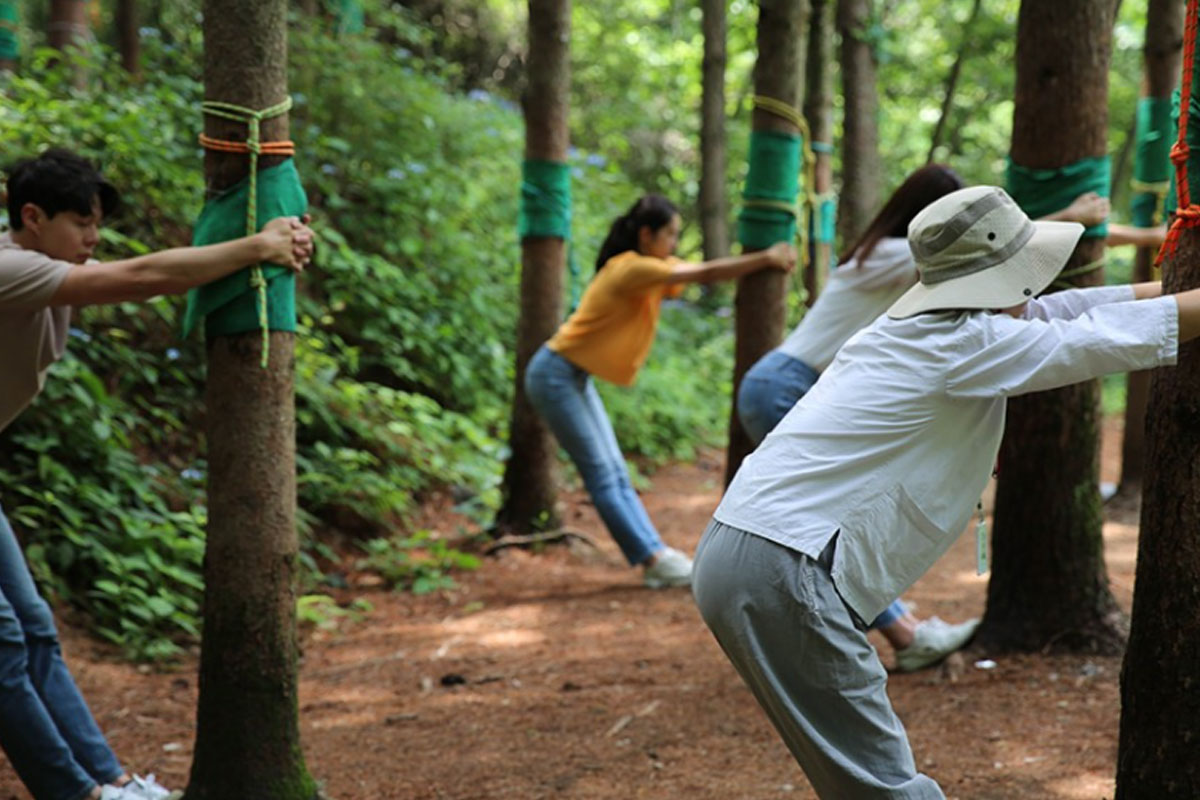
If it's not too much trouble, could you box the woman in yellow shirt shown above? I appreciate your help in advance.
[526,194,795,588]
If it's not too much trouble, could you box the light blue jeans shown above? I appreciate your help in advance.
[525,346,664,565]
[0,502,122,800]
[737,349,906,631]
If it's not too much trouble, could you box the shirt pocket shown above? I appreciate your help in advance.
[833,484,947,623]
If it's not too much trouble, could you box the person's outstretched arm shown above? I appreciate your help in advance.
[50,216,314,307]
[665,242,796,285]
[1040,192,1109,226]
[1106,223,1168,249]
[1176,287,1200,343]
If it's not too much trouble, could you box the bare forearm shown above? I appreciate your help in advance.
[120,236,268,296]
[686,250,778,283]
[1131,281,1162,300]
[1176,288,1200,343]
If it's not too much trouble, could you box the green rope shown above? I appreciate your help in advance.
[1049,257,1105,291]
[197,98,292,367]
[519,159,580,312]
[1131,96,1175,227]
[738,129,801,250]
[810,141,835,154]
[1006,155,1111,238]
[0,0,18,62]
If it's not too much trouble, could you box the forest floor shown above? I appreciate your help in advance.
[0,419,1141,800]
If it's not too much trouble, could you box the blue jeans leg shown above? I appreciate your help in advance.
[525,347,665,565]
[737,350,821,446]
[0,503,121,800]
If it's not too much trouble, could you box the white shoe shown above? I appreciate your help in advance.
[643,547,692,589]
[100,774,181,800]
[894,616,980,673]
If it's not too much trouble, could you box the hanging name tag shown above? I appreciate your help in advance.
[975,502,989,575]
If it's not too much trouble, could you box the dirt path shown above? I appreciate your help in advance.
[1,423,1137,800]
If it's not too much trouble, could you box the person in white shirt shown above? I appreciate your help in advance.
[737,165,1109,672]
[0,148,313,800]
[695,185,1196,799]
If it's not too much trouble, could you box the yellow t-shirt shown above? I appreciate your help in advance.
[546,251,685,386]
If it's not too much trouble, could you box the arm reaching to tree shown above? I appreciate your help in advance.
[666,241,797,284]
[50,216,314,307]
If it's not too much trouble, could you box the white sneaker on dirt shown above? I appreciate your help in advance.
[100,774,182,800]
[643,547,692,589]
[894,616,980,673]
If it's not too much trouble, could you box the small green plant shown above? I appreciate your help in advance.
[296,594,374,632]
[356,531,481,595]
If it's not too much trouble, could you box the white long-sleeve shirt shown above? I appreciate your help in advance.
[777,237,916,371]
[714,286,1179,623]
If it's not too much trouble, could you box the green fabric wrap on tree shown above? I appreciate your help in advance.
[0,1,18,61]
[519,159,572,239]
[1006,155,1110,238]
[337,0,364,35]
[815,195,837,244]
[182,159,307,338]
[1131,96,1174,227]
[738,130,801,249]
[519,159,580,310]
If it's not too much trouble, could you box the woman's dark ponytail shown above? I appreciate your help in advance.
[595,194,679,271]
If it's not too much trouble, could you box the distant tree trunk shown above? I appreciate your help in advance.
[836,0,880,244]
[1116,1,1200,793]
[494,0,569,533]
[48,0,88,86]
[724,0,808,484]
[0,0,17,73]
[804,0,834,301]
[1119,0,1183,498]
[927,0,983,163]
[186,1,317,798]
[115,0,139,76]
[977,0,1122,655]
[700,0,729,261]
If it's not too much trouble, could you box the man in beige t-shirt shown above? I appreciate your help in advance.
[0,148,314,800]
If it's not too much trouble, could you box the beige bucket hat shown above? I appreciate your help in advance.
[887,186,1084,319]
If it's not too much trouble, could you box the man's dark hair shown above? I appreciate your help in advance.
[5,148,120,230]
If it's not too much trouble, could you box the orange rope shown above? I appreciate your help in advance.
[1156,0,1200,267]
[198,134,295,156]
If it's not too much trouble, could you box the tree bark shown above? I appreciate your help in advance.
[699,0,729,261]
[724,0,808,485]
[804,0,834,301]
[48,0,88,86]
[1116,0,1200,791]
[836,0,880,244]
[977,0,1123,655]
[186,1,316,798]
[494,0,569,533]
[1119,0,1184,498]
[116,0,139,76]
[927,0,983,163]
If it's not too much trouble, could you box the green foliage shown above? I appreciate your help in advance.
[296,593,373,631]
[356,531,481,595]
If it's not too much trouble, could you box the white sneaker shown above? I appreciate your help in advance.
[643,547,693,589]
[894,616,980,673]
[100,774,181,800]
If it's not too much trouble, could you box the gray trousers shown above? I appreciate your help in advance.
[692,519,945,800]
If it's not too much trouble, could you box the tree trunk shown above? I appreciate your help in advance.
[699,0,729,261]
[836,0,880,244]
[494,0,570,533]
[115,0,139,76]
[977,0,1123,655]
[48,0,88,86]
[927,0,983,163]
[803,0,834,301]
[186,1,316,798]
[0,0,17,72]
[1116,1,1200,792]
[724,0,808,485]
[1119,0,1184,498]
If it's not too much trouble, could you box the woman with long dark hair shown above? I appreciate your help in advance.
[526,194,795,588]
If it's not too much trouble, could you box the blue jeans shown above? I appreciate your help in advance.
[0,503,121,800]
[525,346,664,565]
[736,350,908,632]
